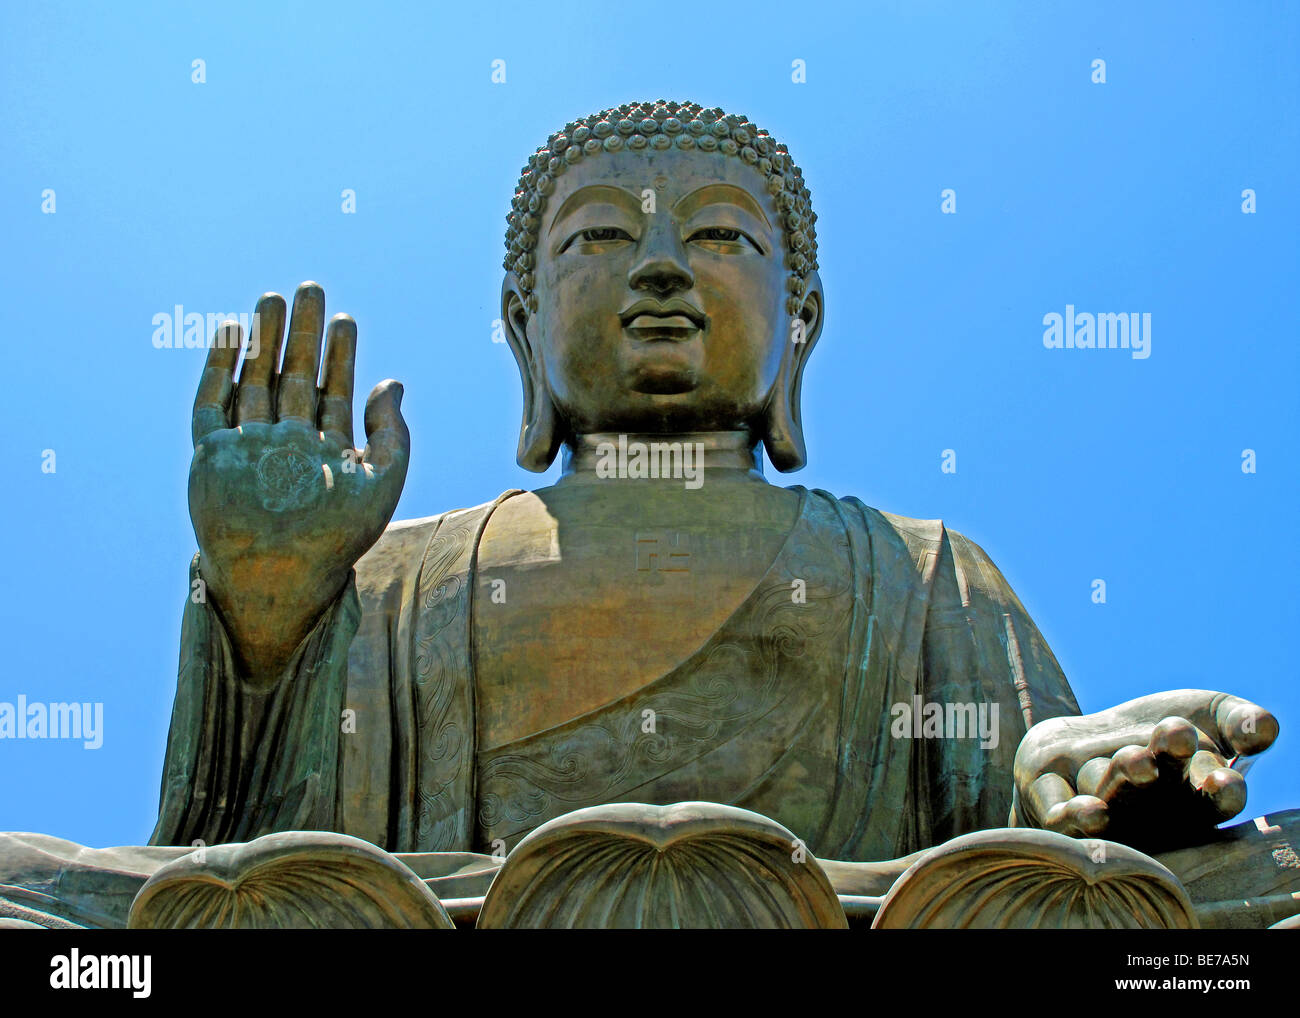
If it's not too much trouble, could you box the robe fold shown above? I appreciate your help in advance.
[150,487,1081,863]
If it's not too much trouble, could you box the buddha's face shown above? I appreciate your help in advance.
[516,147,815,437]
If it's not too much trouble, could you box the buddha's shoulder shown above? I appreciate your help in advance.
[373,491,524,543]
[801,488,1002,577]
[355,495,518,596]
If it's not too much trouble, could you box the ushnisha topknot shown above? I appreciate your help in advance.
[505,100,819,318]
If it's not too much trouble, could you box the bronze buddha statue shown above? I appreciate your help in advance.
[2,101,1293,930]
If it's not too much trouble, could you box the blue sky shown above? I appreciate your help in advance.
[2,0,1296,846]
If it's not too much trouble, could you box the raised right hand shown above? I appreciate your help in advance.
[189,281,409,681]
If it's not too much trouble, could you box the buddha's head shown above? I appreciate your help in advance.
[501,100,824,473]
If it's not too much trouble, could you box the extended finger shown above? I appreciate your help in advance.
[1025,773,1108,837]
[276,281,325,424]
[318,314,357,448]
[235,292,286,425]
[192,320,243,446]
[1187,749,1247,820]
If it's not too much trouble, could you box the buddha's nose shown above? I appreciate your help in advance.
[628,218,694,295]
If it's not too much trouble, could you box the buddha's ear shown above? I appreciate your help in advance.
[762,271,824,472]
[501,273,564,472]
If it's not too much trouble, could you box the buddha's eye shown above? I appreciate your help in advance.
[691,228,741,242]
[687,227,759,251]
[560,227,634,253]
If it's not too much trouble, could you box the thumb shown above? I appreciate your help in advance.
[362,379,410,471]
[1214,695,1279,757]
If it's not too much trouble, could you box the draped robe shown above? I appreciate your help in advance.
[150,487,1081,863]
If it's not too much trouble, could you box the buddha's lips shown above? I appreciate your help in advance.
[619,298,706,333]
[626,313,698,332]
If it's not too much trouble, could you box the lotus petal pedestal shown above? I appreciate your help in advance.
[871,828,1199,929]
[477,801,848,929]
[127,831,454,929]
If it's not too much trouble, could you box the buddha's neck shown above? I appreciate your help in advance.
[559,430,767,485]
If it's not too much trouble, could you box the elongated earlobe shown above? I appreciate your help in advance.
[762,281,823,472]
[762,377,806,471]
[501,274,564,471]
